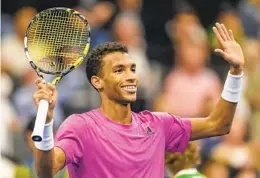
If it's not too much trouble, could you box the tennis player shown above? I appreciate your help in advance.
[32,23,244,178]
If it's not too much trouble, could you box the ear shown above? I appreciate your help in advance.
[91,76,103,90]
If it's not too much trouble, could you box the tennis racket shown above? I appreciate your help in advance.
[24,7,91,142]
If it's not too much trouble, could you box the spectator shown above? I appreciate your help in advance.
[1,60,20,160]
[154,17,222,118]
[1,6,37,79]
[165,142,206,178]
[244,39,260,141]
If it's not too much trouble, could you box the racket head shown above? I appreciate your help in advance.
[24,7,91,83]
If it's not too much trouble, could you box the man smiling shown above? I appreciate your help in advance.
[32,23,244,178]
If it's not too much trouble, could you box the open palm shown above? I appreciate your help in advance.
[213,23,244,69]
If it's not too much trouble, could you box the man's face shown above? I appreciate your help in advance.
[99,52,139,104]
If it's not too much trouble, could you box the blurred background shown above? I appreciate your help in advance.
[1,0,260,177]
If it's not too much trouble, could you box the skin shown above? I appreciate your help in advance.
[32,23,244,177]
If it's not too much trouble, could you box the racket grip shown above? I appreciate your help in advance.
[32,99,49,142]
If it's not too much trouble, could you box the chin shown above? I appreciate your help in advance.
[119,95,137,105]
[128,97,137,103]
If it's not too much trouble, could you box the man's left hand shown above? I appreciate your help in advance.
[213,22,244,75]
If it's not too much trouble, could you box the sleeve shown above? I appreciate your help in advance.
[153,112,191,152]
[54,114,86,166]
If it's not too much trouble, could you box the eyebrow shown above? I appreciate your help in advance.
[112,63,136,69]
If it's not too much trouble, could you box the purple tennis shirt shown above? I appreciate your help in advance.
[55,109,191,178]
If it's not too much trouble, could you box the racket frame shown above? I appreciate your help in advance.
[24,7,91,85]
[24,7,91,141]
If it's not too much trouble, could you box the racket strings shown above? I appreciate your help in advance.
[27,9,89,73]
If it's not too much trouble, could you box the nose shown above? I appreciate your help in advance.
[125,70,137,83]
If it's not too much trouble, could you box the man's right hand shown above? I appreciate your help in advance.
[33,78,58,123]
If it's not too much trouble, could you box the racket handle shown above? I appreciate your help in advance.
[32,99,49,142]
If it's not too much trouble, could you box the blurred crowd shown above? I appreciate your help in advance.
[1,0,260,177]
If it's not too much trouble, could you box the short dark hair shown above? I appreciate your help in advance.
[85,42,128,86]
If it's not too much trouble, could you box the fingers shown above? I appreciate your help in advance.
[33,89,53,106]
[47,83,57,105]
[33,78,57,105]
[214,22,234,41]
[37,82,48,91]
[35,78,55,93]
[216,23,227,41]
[221,24,231,41]
[213,22,235,47]
[35,78,45,86]
[228,29,235,41]
[47,83,55,94]
[213,26,225,46]
[214,48,227,59]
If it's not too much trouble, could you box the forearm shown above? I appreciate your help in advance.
[33,119,55,177]
[190,68,243,140]
[208,67,243,134]
[189,99,236,140]
[208,98,237,134]
[33,148,55,177]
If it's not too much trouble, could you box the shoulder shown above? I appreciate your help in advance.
[55,110,100,142]
[138,110,177,118]
[57,109,99,131]
[138,111,191,134]
[135,110,160,120]
[134,110,178,123]
[62,113,86,126]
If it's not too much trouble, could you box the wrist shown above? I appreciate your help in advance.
[230,66,243,75]
[221,71,243,103]
[34,120,54,151]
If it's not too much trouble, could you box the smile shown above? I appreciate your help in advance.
[121,85,137,93]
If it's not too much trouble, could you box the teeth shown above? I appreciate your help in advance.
[125,86,135,89]
[122,86,136,92]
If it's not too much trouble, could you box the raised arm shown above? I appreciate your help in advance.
[33,79,66,177]
[190,22,244,141]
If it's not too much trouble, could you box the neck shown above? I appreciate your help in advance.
[100,97,132,124]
